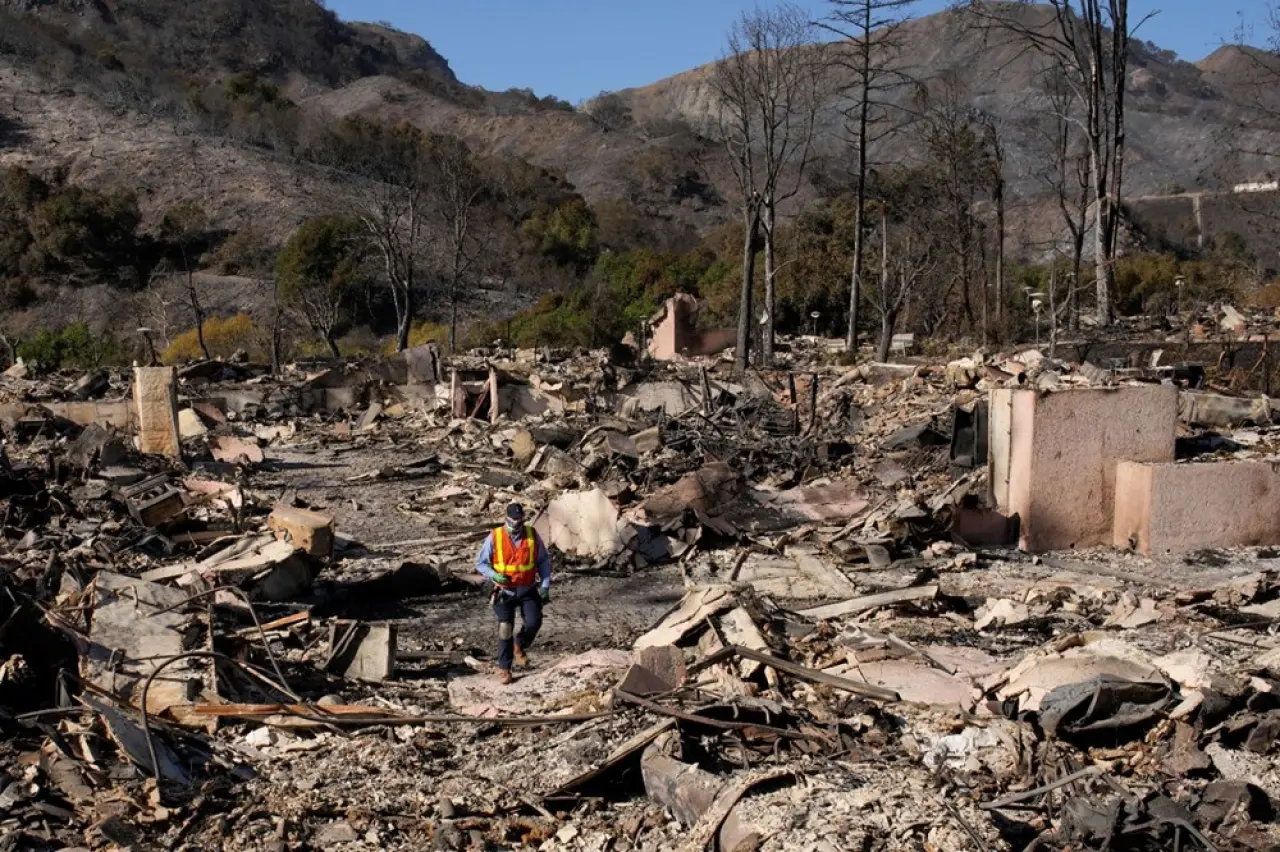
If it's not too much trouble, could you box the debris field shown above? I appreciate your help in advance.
[3,338,1280,851]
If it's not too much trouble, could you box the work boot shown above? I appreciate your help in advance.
[496,668,513,685]
[514,645,529,667]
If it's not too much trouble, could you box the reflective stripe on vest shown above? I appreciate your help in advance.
[492,525,536,588]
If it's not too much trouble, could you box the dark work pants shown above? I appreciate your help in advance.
[493,585,543,671]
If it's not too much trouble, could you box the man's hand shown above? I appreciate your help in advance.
[539,588,551,604]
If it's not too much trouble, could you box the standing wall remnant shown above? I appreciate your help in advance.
[133,366,181,458]
[989,385,1178,552]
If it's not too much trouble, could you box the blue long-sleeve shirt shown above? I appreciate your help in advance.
[475,527,551,591]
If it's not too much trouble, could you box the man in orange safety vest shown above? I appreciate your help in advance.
[474,502,552,684]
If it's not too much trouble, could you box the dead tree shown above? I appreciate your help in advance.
[713,23,762,373]
[823,0,918,356]
[1026,65,1092,333]
[917,75,993,340]
[868,169,945,361]
[1046,260,1081,358]
[161,201,210,360]
[965,0,1148,328]
[982,114,1005,341]
[427,134,487,355]
[339,122,433,353]
[712,4,823,370]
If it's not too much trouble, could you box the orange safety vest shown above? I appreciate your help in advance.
[491,525,537,588]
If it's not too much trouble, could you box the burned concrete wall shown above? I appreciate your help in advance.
[1115,460,1280,554]
[647,293,733,361]
[133,367,181,458]
[990,385,1178,552]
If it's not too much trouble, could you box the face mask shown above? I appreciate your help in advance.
[506,520,523,537]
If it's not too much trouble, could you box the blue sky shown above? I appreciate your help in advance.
[327,0,1274,103]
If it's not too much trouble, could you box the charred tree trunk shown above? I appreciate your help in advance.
[761,201,777,367]
[735,203,760,373]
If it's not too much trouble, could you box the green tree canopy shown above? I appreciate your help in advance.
[276,215,368,356]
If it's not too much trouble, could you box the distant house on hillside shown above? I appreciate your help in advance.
[1233,173,1278,194]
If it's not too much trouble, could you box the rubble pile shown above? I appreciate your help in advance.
[1,341,1280,850]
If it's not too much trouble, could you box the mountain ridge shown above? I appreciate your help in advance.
[0,0,1276,333]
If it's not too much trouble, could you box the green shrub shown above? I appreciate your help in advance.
[380,321,450,355]
[17,322,125,369]
[162,314,260,363]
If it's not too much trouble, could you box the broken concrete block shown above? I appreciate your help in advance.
[718,607,771,679]
[635,645,686,689]
[1221,304,1247,335]
[133,367,181,458]
[534,488,622,558]
[989,385,1177,552]
[734,549,857,600]
[249,555,315,602]
[3,359,27,379]
[178,408,208,439]
[632,425,662,454]
[267,505,335,558]
[209,436,264,465]
[314,822,361,847]
[1114,460,1280,555]
[617,664,675,696]
[478,469,523,489]
[1154,647,1215,690]
[327,621,397,682]
[190,400,228,424]
[324,387,360,412]
[617,382,700,417]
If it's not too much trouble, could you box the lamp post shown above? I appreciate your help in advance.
[809,311,820,337]
[1024,288,1046,346]
[137,327,157,367]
